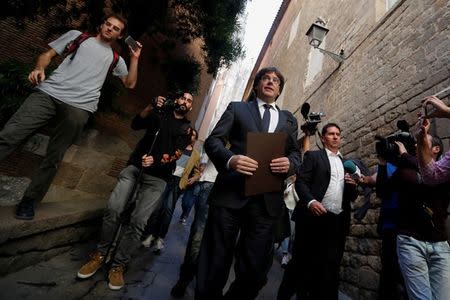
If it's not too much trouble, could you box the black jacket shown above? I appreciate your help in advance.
[293,149,359,230]
[127,111,191,181]
[205,100,300,217]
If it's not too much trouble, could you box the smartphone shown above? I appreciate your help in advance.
[125,36,138,51]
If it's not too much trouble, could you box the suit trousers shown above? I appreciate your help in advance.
[0,91,90,202]
[278,211,347,300]
[195,199,277,300]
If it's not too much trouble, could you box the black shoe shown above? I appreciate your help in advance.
[170,279,190,298]
[15,199,35,220]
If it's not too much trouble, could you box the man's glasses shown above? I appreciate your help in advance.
[261,75,281,86]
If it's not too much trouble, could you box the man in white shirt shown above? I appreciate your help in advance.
[278,123,358,300]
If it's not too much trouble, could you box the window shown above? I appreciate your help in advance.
[305,39,325,87]
[386,0,399,10]
[288,11,301,49]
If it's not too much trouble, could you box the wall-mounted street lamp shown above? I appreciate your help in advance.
[306,19,346,64]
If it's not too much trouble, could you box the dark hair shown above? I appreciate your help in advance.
[321,123,341,136]
[430,135,444,159]
[103,13,128,35]
[171,91,193,100]
[252,67,285,100]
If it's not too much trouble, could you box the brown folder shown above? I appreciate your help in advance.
[245,132,287,196]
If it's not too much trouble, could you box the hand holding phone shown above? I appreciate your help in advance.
[125,36,139,51]
[421,96,450,118]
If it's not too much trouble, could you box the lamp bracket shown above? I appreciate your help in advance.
[316,47,346,64]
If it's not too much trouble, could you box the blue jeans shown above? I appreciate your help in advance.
[397,234,450,300]
[180,185,196,219]
[97,165,166,266]
[146,175,180,239]
[178,181,213,283]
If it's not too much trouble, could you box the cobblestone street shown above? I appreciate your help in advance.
[0,201,286,300]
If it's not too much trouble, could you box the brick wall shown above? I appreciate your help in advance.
[253,0,450,298]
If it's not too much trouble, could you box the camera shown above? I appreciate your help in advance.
[150,96,179,114]
[375,120,416,161]
[300,103,325,135]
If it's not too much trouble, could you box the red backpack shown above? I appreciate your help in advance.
[65,32,120,74]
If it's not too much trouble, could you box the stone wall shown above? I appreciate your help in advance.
[253,0,450,298]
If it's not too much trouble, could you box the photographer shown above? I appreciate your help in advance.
[376,136,450,300]
[0,14,142,220]
[141,128,200,253]
[374,157,406,300]
[76,93,193,290]
[417,96,450,184]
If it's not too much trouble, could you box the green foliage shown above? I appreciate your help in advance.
[2,0,247,77]
[170,0,246,75]
[0,60,34,127]
[162,56,202,94]
[2,0,247,97]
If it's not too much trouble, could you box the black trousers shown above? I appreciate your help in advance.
[195,199,277,300]
[378,230,407,300]
[278,211,347,300]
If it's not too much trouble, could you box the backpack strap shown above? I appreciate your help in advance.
[109,50,120,74]
[66,32,120,74]
[65,32,91,60]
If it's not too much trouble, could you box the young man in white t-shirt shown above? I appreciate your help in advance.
[0,14,142,220]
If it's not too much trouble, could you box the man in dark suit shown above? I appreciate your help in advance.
[195,67,300,300]
[277,123,358,300]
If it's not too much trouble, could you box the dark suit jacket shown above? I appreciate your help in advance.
[205,100,300,217]
[293,149,358,229]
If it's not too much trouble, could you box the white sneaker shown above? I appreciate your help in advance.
[142,234,155,248]
[153,238,165,254]
[281,253,291,268]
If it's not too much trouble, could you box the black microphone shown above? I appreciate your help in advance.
[300,102,310,119]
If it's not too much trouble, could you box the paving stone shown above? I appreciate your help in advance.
[0,200,355,300]
[0,176,30,206]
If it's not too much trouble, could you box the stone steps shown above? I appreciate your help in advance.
[0,198,106,276]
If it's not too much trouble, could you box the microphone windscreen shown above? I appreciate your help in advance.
[300,103,310,119]
[343,160,357,174]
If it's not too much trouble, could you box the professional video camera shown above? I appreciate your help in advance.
[375,120,416,161]
[300,102,326,135]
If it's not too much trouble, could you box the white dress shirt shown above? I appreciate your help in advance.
[256,98,279,133]
[320,148,345,214]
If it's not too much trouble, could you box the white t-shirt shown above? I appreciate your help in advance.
[38,30,128,112]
